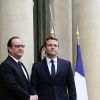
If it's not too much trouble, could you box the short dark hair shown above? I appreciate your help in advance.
[7,36,20,47]
[44,36,59,47]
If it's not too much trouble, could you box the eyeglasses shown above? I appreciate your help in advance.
[12,45,25,48]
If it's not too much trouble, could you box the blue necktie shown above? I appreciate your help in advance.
[51,60,55,79]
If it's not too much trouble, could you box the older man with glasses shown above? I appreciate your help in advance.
[0,36,38,100]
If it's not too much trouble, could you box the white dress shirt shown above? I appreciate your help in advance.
[46,57,57,74]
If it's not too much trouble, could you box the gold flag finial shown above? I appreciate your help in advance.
[76,27,80,45]
[50,28,55,37]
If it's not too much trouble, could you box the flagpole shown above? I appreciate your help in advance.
[49,0,55,37]
[76,27,79,45]
[74,27,88,100]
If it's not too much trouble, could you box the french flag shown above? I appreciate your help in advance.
[74,44,88,100]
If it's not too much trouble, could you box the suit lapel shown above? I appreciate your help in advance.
[42,58,54,82]
[7,56,29,84]
[56,58,61,74]
[54,58,63,81]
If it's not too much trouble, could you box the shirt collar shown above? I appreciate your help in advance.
[9,55,19,63]
[46,57,57,63]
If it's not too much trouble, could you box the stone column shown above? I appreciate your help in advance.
[0,0,33,74]
[72,0,100,100]
[54,0,72,62]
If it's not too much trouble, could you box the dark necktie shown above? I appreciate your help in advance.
[51,60,55,79]
[18,61,28,80]
[18,61,23,72]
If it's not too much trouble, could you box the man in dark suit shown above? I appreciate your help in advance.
[0,36,38,100]
[30,36,77,100]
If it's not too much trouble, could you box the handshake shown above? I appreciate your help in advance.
[30,95,38,100]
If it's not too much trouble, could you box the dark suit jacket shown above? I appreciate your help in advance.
[0,56,30,100]
[30,57,76,100]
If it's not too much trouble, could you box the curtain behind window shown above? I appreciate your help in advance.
[33,0,54,61]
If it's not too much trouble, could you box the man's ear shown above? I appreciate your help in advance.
[7,47,11,53]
